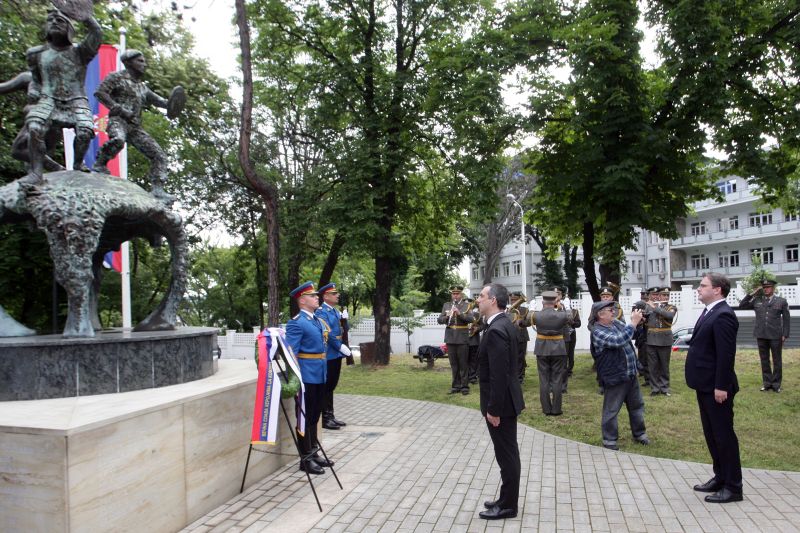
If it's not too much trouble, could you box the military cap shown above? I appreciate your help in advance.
[318,283,338,295]
[647,286,659,293]
[591,300,617,320]
[599,287,613,296]
[659,286,671,294]
[449,285,464,293]
[510,291,524,298]
[289,281,317,299]
[541,290,558,301]
[761,279,777,287]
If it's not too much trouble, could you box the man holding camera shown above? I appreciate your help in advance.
[738,279,790,392]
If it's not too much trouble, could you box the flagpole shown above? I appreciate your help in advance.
[118,27,132,330]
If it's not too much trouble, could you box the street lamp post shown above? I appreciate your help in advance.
[507,194,526,296]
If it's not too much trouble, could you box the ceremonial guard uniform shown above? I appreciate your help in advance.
[508,291,530,383]
[316,283,351,429]
[285,282,331,474]
[632,289,652,387]
[738,280,790,391]
[529,291,571,415]
[438,286,475,394]
[645,287,677,396]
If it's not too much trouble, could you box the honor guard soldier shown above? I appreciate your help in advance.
[467,301,483,384]
[438,286,474,395]
[554,287,581,393]
[738,279,790,392]
[286,282,332,475]
[508,291,530,383]
[645,286,677,396]
[529,291,571,415]
[316,283,352,429]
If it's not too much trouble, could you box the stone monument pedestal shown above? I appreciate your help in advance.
[0,360,298,533]
[0,327,218,401]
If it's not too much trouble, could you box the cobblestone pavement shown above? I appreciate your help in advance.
[183,395,800,533]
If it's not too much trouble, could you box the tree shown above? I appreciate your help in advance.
[250,0,510,364]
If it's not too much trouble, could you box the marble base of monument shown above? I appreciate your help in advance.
[0,360,297,533]
[0,327,218,401]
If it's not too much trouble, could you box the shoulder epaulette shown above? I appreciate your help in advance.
[292,313,300,320]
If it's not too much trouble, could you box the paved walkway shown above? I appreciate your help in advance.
[183,395,800,533]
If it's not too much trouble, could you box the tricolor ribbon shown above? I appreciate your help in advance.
[250,328,306,444]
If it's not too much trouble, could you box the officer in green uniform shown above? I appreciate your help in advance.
[555,287,581,393]
[438,286,474,394]
[632,289,652,387]
[529,291,571,415]
[645,287,677,396]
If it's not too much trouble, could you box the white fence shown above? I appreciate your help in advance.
[219,281,800,357]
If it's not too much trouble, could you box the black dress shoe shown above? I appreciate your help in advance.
[299,459,324,475]
[479,505,517,520]
[483,499,498,509]
[704,488,743,503]
[760,386,769,391]
[331,417,347,426]
[603,443,619,451]
[312,454,334,467]
[322,419,341,430]
[693,478,723,493]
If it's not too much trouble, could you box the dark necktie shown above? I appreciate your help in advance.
[694,307,708,330]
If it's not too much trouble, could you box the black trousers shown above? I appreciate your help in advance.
[322,357,343,416]
[562,331,576,392]
[447,343,470,391]
[517,340,527,382]
[468,343,479,382]
[297,382,324,457]
[757,338,783,390]
[486,416,520,511]
[696,390,742,493]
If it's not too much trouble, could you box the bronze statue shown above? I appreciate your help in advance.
[25,8,101,179]
[92,49,185,204]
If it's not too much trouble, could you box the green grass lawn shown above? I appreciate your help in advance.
[337,348,800,471]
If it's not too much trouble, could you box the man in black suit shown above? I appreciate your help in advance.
[475,283,526,520]
[685,272,743,503]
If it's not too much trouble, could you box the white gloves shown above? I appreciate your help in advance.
[339,345,352,357]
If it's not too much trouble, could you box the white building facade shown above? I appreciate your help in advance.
[468,176,800,298]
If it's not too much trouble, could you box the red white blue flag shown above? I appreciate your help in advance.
[84,44,122,272]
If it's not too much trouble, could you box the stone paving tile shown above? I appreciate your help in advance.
[181,394,800,533]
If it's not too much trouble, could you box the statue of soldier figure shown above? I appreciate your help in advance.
[92,49,185,204]
[25,7,101,179]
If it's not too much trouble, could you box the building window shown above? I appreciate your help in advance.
[479,266,485,279]
[787,245,799,263]
[502,262,510,277]
[638,260,642,273]
[512,260,521,275]
[729,216,739,230]
[690,254,709,270]
[716,179,737,195]
[718,250,739,268]
[750,247,774,264]
[472,267,478,280]
[660,258,666,272]
[786,213,799,222]
[493,265,499,278]
[690,222,707,236]
[749,212,773,227]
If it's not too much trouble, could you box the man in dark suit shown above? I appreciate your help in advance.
[685,273,743,503]
[475,283,526,520]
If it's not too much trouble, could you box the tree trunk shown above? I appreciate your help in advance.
[247,206,265,329]
[235,0,281,327]
[318,232,346,288]
[582,221,600,301]
[373,254,392,365]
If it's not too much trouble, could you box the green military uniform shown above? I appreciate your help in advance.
[738,280,791,391]
[556,289,581,393]
[645,287,677,395]
[467,301,482,383]
[438,286,475,394]
[529,291,571,415]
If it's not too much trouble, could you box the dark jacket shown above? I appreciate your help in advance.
[685,301,739,394]
[591,321,635,387]
[478,313,525,417]
[738,293,790,339]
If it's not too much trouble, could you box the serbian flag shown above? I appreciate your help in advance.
[83,44,122,272]
[251,328,306,445]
